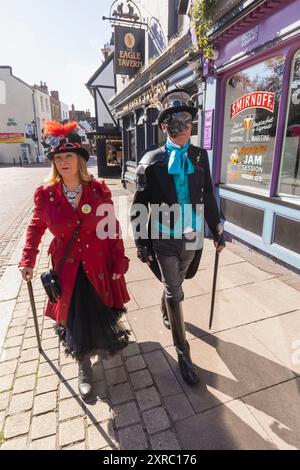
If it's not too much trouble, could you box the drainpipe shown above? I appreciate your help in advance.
[32,90,40,160]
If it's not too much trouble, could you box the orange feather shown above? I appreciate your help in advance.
[43,120,78,137]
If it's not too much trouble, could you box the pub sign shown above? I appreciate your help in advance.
[114,26,145,75]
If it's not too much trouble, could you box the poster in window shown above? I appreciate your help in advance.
[221,57,285,192]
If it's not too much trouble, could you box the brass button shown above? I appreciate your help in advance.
[67,257,74,264]
[77,239,80,242]
[86,244,89,248]
[98,273,104,280]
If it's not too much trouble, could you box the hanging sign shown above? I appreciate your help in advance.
[114,26,145,76]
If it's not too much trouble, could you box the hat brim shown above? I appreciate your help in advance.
[158,106,198,130]
[46,147,90,162]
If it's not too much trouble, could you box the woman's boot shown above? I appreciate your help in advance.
[165,297,199,385]
[78,355,93,401]
[161,291,170,329]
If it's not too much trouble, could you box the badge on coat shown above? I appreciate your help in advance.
[82,204,92,215]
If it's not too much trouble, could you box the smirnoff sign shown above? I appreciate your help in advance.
[231,92,275,118]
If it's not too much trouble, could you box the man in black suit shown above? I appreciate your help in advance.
[131,89,225,385]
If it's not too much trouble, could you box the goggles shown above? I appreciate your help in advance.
[57,142,81,151]
[43,136,81,152]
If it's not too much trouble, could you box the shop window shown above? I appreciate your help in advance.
[128,129,136,162]
[278,50,300,199]
[106,140,122,167]
[221,56,285,193]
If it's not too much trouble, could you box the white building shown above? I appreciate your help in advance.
[0,66,36,164]
[60,102,69,121]
[33,82,52,160]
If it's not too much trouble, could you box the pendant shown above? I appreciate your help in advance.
[82,204,92,215]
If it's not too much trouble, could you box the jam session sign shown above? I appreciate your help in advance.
[114,26,145,76]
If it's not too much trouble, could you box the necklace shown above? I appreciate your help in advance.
[63,183,82,208]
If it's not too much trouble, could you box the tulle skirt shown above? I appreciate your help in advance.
[55,262,130,362]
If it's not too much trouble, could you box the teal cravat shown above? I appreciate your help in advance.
[165,139,194,176]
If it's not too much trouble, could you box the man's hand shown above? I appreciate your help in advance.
[137,246,154,266]
[213,223,225,254]
[112,273,122,281]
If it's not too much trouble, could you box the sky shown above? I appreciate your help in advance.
[0,0,114,113]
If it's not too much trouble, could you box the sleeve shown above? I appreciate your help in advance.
[99,180,129,276]
[130,163,151,249]
[202,150,221,235]
[18,186,48,268]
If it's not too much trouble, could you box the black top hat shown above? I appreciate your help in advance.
[42,121,90,162]
[158,88,198,130]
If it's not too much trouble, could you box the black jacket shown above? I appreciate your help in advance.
[130,144,220,281]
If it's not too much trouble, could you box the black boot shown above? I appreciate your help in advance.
[165,298,199,386]
[78,355,93,401]
[161,292,170,329]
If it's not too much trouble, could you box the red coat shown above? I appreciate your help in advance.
[19,178,130,326]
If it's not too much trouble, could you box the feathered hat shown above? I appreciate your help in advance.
[157,88,198,130]
[42,120,90,161]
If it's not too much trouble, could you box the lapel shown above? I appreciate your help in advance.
[188,146,203,205]
[155,146,178,205]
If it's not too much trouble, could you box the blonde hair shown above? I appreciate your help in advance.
[44,154,93,186]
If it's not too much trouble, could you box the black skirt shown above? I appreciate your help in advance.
[55,262,130,362]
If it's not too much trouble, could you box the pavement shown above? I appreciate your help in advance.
[0,172,300,450]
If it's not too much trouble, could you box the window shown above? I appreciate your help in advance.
[128,129,136,162]
[278,50,300,200]
[0,80,6,104]
[45,98,49,113]
[40,96,44,112]
[221,56,285,193]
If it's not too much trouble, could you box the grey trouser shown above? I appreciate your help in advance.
[152,238,196,302]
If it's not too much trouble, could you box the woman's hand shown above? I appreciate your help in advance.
[19,267,34,282]
[112,273,122,281]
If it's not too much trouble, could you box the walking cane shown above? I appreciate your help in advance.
[209,249,219,330]
[26,277,43,352]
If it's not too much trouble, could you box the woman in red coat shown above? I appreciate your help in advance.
[19,121,130,401]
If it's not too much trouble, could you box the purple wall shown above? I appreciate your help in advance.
[215,0,299,69]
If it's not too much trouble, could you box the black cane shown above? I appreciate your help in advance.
[27,278,43,352]
[209,249,219,330]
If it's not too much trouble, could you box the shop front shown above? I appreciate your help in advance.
[90,128,122,177]
[110,33,201,191]
[211,0,300,270]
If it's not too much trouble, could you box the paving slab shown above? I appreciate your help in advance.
[243,378,300,449]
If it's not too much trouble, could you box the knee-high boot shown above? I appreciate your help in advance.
[161,291,170,329]
[78,354,93,401]
[165,298,199,385]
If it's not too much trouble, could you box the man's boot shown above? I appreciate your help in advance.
[161,292,170,329]
[78,355,93,401]
[165,298,199,385]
